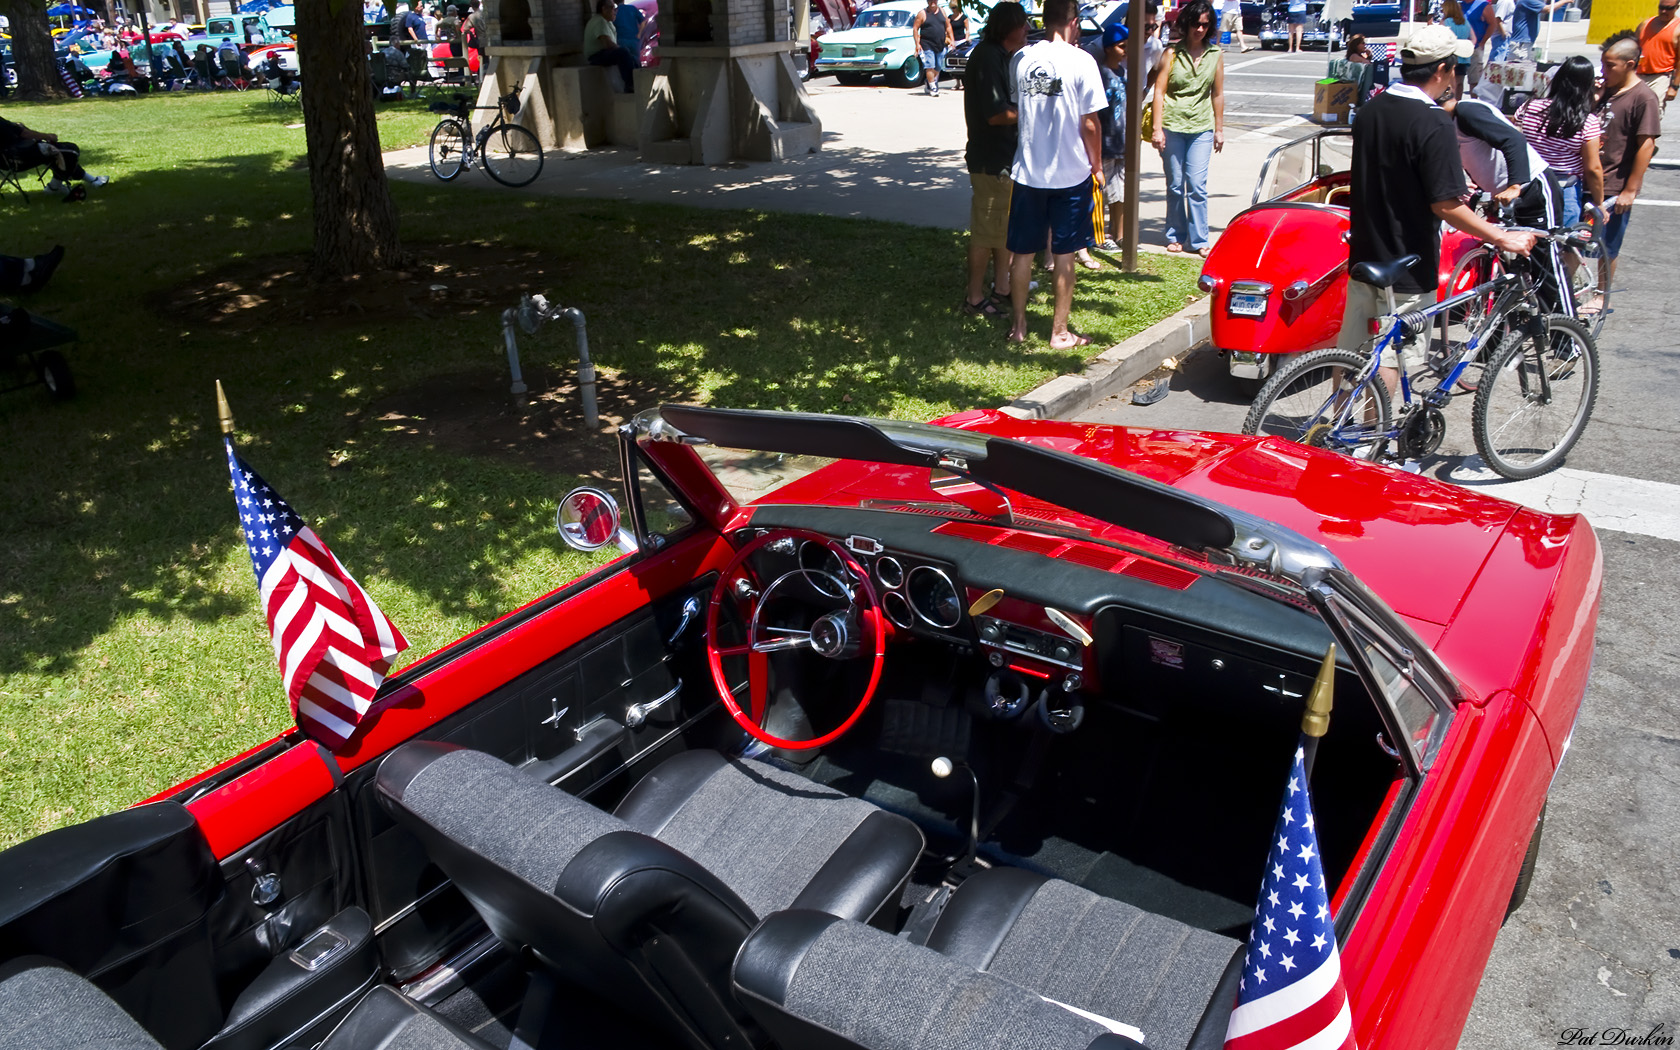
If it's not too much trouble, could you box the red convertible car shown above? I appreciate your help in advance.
[0,407,1598,1050]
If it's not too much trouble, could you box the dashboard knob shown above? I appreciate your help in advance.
[1063,673,1082,692]
[980,622,1002,641]
[987,650,1005,668]
[1053,644,1075,662]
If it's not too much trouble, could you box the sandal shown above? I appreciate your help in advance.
[962,297,1002,317]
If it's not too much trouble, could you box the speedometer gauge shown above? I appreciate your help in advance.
[907,566,961,630]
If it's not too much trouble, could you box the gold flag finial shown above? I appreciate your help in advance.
[1301,643,1337,738]
[216,380,235,436]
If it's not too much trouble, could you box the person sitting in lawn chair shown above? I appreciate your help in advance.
[261,51,298,96]
[1,116,111,197]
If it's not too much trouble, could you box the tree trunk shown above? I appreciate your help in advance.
[297,0,409,279]
[5,2,69,101]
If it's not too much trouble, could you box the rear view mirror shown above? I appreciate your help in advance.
[557,487,633,553]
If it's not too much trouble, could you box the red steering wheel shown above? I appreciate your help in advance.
[706,528,886,750]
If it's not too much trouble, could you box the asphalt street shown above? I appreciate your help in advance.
[1077,166,1680,1049]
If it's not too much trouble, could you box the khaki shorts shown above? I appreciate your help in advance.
[1339,279,1433,370]
[1221,10,1241,31]
[1101,156,1124,190]
[1640,72,1670,113]
[970,171,1013,250]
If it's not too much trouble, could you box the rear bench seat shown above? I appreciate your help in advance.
[0,959,496,1050]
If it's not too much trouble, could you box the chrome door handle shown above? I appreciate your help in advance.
[625,679,682,728]
[668,595,702,648]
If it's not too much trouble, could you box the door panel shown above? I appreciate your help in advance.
[357,579,719,982]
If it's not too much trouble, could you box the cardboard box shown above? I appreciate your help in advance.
[1313,78,1358,125]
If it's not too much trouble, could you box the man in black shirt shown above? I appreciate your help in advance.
[962,1,1029,315]
[1343,24,1534,394]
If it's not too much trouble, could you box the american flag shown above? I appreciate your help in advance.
[225,439,408,750]
[1224,742,1357,1050]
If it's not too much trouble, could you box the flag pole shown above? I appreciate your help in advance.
[216,380,235,437]
[1300,642,1336,780]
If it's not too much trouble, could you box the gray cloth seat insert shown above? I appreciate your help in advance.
[396,749,879,918]
[734,912,1134,1050]
[980,878,1242,1050]
[0,961,163,1050]
[632,754,878,917]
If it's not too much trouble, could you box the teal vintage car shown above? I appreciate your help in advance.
[813,0,926,88]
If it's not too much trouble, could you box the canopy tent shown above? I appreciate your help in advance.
[46,4,98,15]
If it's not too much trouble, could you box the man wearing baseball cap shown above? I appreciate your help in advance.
[1341,23,1537,396]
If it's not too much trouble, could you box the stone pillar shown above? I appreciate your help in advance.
[634,0,820,164]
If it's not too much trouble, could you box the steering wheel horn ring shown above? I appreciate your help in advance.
[706,528,887,751]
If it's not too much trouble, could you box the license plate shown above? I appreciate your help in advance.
[842,46,856,56]
[1228,292,1267,318]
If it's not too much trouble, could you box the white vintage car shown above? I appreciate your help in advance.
[813,0,928,88]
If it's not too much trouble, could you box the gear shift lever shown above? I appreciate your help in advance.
[931,756,983,880]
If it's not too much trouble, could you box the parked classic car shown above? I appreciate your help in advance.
[1256,0,1401,49]
[0,404,1597,1050]
[1198,127,1485,390]
[814,0,927,87]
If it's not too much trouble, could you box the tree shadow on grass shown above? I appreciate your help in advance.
[0,149,1200,680]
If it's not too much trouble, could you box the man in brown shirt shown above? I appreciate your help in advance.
[1592,31,1662,310]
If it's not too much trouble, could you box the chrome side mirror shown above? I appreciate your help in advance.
[556,487,637,553]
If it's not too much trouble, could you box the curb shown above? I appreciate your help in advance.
[1002,297,1211,421]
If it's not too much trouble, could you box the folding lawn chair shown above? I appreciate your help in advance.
[1,148,54,203]
[0,307,77,400]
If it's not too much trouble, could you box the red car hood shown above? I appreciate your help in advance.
[935,411,1526,629]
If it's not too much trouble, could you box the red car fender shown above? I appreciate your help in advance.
[1432,509,1602,761]
[1343,691,1554,1050]
[1205,204,1351,357]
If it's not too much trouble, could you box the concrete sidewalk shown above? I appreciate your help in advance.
[385,77,1288,248]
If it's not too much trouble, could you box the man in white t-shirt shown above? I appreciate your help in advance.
[1006,0,1106,349]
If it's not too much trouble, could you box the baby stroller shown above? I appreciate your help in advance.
[0,307,77,400]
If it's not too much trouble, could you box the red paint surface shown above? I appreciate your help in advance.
[1206,204,1352,356]
[184,742,337,858]
[329,529,735,774]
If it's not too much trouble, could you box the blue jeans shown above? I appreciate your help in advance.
[1560,181,1582,228]
[588,45,635,92]
[1163,128,1214,251]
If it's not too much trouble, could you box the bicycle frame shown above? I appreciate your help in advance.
[1307,270,1538,452]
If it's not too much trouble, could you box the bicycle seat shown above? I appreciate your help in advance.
[1349,255,1421,289]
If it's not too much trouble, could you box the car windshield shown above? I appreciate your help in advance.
[855,9,913,27]
[636,406,1255,571]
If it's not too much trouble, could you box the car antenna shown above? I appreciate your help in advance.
[1300,642,1336,780]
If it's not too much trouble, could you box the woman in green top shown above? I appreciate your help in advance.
[1149,0,1225,255]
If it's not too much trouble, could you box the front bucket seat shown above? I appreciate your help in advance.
[374,743,923,1050]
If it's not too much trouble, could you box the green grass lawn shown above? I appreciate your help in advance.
[0,90,1202,848]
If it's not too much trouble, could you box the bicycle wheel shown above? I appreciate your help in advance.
[1437,245,1507,394]
[1471,315,1599,480]
[1566,238,1608,341]
[429,119,468,181]
[481,124,544,187]
[1243,348,1393,461]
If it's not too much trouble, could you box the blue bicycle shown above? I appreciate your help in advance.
[1241,219,1601,480]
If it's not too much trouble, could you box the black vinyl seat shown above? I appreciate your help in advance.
[732,868,1244,1050]
[373,743,924,1050]
[0,959,493,1050]
[1349,254,1422,290]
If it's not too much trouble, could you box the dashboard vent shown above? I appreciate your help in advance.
[932,521,1198,590]
[1060,544,1129,572]
[1119,559,1198,591]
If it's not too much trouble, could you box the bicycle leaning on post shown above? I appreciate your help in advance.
[1241,210,1603,481]
[427,91,545,188]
